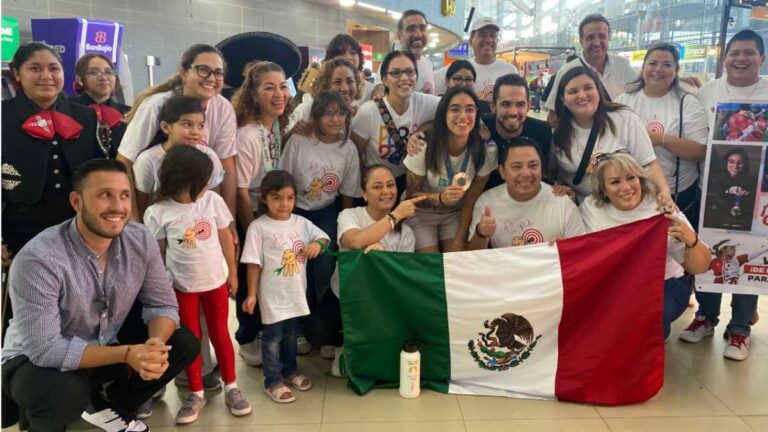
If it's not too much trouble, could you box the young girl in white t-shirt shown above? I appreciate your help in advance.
[133,95,225,220]
[143,145,250,424]
[241,170,330,403]
[280,91,360,337]
[403,86,497,252]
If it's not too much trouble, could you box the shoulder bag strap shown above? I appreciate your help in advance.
[572,125,599,186]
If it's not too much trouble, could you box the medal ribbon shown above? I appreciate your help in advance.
[258,121,282,172]
[444,150,471,184]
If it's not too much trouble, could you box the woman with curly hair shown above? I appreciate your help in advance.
[287,58,360,132]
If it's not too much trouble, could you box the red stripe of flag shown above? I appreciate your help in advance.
[555,215,668,405]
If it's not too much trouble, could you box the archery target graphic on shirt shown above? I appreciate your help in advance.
[176,220,213,248]
[322,172,341,192]
[522,228,544,245]
[646,120,665,135]
[293,239,307,263]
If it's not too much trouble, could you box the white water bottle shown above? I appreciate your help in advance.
[399,340,421,398]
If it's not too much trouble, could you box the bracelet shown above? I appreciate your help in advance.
[685,235,699,249]
[386,212,397,229]
[437,191,444,205]
[123,345,131,363]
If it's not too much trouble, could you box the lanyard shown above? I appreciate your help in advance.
[258,121,282,172]
[444,150,471,183]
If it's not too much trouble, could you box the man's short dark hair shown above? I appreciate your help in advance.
[578,14,611,39]
[71,159,127,192]
[398,9,427,32]
[498,136,543,167]
[726,29,765,56]
[492,73,529,102]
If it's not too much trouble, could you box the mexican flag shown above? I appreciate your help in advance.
[338,215,668,405]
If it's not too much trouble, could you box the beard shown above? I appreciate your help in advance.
[80,201,126,240]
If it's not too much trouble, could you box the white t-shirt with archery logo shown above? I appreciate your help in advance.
[236,122,281,211]
[330,206,416,298]
[555,109,656,202]
[144,191,233,293]
[617,91,709,192]
[351,93,440,177]
[134,144,225,195]
[403,141,498,212]
[240,214,329,325]
[470,183,585,247]
[280,134,361,211]
[579,195,691,279]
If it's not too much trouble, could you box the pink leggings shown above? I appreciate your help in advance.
[176,284,236,392]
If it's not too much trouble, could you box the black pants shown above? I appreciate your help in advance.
[1,315,198,432]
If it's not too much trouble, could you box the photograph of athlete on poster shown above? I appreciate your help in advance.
[698,100,768,296]
[713,103,768,142]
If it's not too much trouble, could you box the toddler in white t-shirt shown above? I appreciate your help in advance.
[241,170,330,403]
[143,145,250,424]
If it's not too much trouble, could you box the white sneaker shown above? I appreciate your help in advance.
[678,316,714,343]
[81,407,149,431]
[320,345,336,359]
[238,336,262,367]
[723,334,750,361]
[331,346,347,377]
[297,336,312,355]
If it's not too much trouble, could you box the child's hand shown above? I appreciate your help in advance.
[305,241,324,259]
[242,295,257,315]
[227,273,239,297]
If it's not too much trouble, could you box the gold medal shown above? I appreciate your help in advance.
[452,172,471,191]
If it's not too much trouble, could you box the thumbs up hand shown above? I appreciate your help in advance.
[476,206,496,239]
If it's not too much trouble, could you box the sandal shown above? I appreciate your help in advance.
[285,373,313,391]
[263,384,296,403]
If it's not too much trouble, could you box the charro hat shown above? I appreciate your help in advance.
[215,32,302,88]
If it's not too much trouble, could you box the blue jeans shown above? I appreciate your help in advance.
[695,291,757,336]
[261,317,299,389]
[294,203,338,306]
[664,276,691,339]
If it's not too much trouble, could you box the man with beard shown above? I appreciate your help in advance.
[434,17,519,100]
[397,9,435,94]
[1,159,198,432]
[467,137,585,251]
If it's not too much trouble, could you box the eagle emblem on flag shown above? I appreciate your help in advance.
[468,313,542,371]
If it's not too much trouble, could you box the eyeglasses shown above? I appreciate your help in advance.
[450,76,475,85]
[387,69,417,79]
[448,106,477,116]
[594,149,630,164]
[85,68,116,79]
[191,65,225,80]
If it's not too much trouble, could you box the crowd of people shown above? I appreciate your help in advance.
[1,7,766,432]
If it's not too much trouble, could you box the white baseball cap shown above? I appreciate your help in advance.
[471,17,500,33]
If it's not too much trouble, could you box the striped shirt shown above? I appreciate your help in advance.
[2,219,179,371]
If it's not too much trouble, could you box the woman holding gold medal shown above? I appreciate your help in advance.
[403,86,497,252]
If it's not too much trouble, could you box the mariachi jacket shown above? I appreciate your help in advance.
[69,92,130,158]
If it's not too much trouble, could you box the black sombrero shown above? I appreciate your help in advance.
[216,32,303,88]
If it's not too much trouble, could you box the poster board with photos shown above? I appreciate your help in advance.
[698,100,768,295]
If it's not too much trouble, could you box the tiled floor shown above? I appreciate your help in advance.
[3,296,768,432]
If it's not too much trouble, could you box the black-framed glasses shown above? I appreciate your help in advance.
[594,149,630,164]
[191,64,225,80]
[387,69,417,79]
[450,76,475,85]
[85,68,116,78]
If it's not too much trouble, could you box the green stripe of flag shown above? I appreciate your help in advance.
[339,249,450,394]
